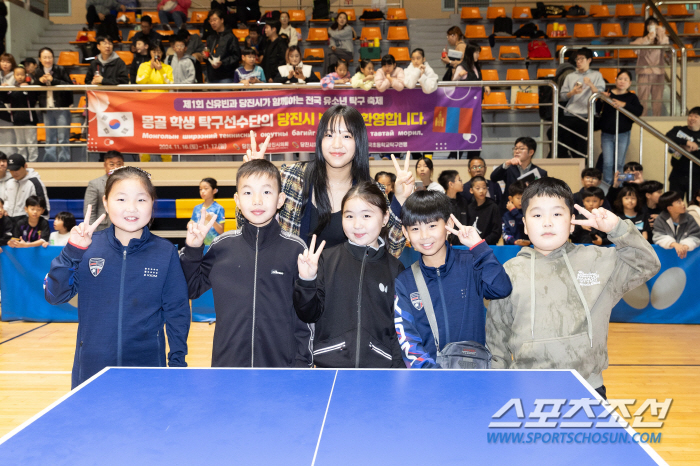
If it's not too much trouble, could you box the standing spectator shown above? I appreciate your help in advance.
[85,36,129,85]
[350,59,374,90]
[49,211,75,246]
[130,39,151,84]
[4,154,50,221]
[234,48,265,84]
[438,169,469,244]
[35,47,73,163]
[0,2,7,56]
[206,9,240,84]
[178,29,205,63]
[84,150,123,231]
[461,157,502,206]
[374,54,405,92]
[157,0,191,34]
[244,23,266,56]
[85,0,124,42]
[415,156,444,193]
[0,53,16,151]
[278,11,298,47]
[632,17,669,116]
[598,70,644,185]
[559,48,605,158]
[130,16,163,53]
[490,137,548,214]
[665,107,700,202]
[323,12,355,75]
[166,36,197,84]
[1,67,39,162]
[440,26,466,81]
[274,46,319,84]
[451,41,488,159]
[0,152,9,200]
[260,19,287,83]
[404,48,438,94]
[653,191,700,258]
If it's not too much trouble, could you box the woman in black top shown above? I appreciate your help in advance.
[597,70,644,185]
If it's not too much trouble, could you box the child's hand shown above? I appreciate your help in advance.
[202,206,214,224]
[69,205,106,249]
[571,204,620,234]
[514,239,530,247]
[8,238,21,248]
[672,242,689,259]
[390,153,415,204]
[42,241,49,248]
[506,200,515,211]
[445,214,482,248]
[298,234,325,280]
[185,210,217,248]
[243,130,271,162]
[592,235,603,246]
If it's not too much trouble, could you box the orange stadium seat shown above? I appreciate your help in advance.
[615,4,637,17]
[599,68,619,84]
[481,69,499,81]
[487,7,506,20]
[628,22,645,37]
[360,27,382,41]
[142,11,160,23]
[667,22,679,34]
[483,92,509,110]
[388,47,410,62]
[72,96,87,114]
[667,4,692,17]
[601,23,623,38]
[506,69,530,81]
[233,29,249,42]
[303,48,324,63]
[387,8,407,21]
[156,29,174,36]
[288,10,306,23]
[70,74,86,85]
[683,22,700,36]
[190,11,208,23]
[589,5,612,18]
[574,24,598,39]
[618,49,638,60]
[499,45,523,61]
[115,51,133,66]
[118,11,136,24]
[546,23,570,39]
[338,9,356,21]
[465,25,487,39]
[515,92,539,109]
[460,7,482,21]
[306,28,329,42]
[513,6,532,20]
[125,30,137,42]
[387,26,409,41]
[58,51,80,67]
[537,68,556,78]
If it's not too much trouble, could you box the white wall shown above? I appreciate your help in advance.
[7,1,51,59]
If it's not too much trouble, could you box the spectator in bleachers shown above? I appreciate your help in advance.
[606,162,644,206]
[404,48,438,94]
[8,195,49,248]
[177,29,204,63]
[415,156,444,193]
[0,152,9,200]
[166,36,197,84]
[437,170,468,244]
[35,47,73,163]
[278,11,298,47]
[320,59,350,90]
[260,19,287,83]
[1,67,39,163]
[374,171,394,201]
[85,36,129,85]
[0,2,6,56]
[0,53,15,86]
[323,12,355,75]
[0,197,13,246]
[85,0,124,42]
[234,47,265,84]
[632,17,669,117]
[4,154,49,221]
[653,191,700,258]
[157,0,191,35]
[136,42,173,89]
[130,16,163,54]
[21,58,37,84]
[461,157,501,206]
[450,41,486,159]
[206,9,241,84]
[490,137,548,214]
[573,168,611,211]
[351,59,374,90]
[665,107,700,203]
[49,211,75,246]
[502,181,529,247]
[188,177,225,246]
[559,48,605,158]
[440,26,466,81]
[130,38,151,84]
[688,188,700,227]
[466,175,501,245]
[613,185,648,240]
[640,180,664,231]
[244,23,266,57]
[570,187,611,246]
[374,54,405,92]
[274,46,319,84]
[84,150,123,231]
[597,70,644,186]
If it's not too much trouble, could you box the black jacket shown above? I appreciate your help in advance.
[666,125,700,181]
[460,179,502,207]
[206,29,241,82]
[0,88,38,125]
[13,216,50,243]
[466,198,502,245]
[129,52,150,84]
[132,30,164,49]
[570,213,611,245]
[0,216,13,245]
[85,54,129,85]
[180,220,313,368]
[261,36,287,82]
[575,187,613,211]
[490,162,548,214]
[448,195,470,245]
[33,65,74,108]
[294,241,405,368]
[596,91,643,134]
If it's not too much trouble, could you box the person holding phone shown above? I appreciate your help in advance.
[632,17,669,116]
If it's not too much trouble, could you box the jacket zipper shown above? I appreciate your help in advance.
[78,340,84,381]
[355,247,369,368]
[251,228,259,367]
[369,342,391,360]
[117,249,126,366]
[313,341,346,355]
[436,269,449,352]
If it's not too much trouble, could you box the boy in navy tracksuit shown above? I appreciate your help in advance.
[502,181,530,246]
[180,160,313,368]
[394,191,512,368]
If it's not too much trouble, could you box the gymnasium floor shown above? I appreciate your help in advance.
[1,320,698,465]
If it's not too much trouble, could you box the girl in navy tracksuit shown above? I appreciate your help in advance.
[45,167,191,388]
[294,182,405,368]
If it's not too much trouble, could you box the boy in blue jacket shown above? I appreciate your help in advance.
[394,191,512,368]
[502,181,530,246]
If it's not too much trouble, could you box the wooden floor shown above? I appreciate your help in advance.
[1,320,698,464]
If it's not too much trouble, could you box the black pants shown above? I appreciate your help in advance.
[595,384,607,400]
[86,6,121,42]
[670,175,700,203]
[558,114,588,158]
[448,151,481,159]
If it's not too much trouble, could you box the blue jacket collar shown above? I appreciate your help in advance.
[106,224,152,252]
[418,242,454,278]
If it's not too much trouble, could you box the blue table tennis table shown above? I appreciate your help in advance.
[0,368,667,466]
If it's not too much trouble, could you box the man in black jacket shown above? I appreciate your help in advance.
[260,19,287,83]
[460,157,502,206]
[666,107,700,202]
[490,136,548,214]
[85,36,129,85]
[206,9,241,83]
[130,16,164,54]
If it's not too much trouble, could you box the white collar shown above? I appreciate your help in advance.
[348,236,385,251]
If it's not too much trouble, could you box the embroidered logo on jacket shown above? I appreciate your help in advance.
[144,267,158,278]
[577,271,600,287]
[410,292,423,310]
[379,283,387,293]
[508,220,515,227]
[89,258,105,277]
[271,270,284,275]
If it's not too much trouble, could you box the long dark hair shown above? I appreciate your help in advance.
[330,12,348,30]
[614,185,642,215]
[460,41,481,75]
[304,105,371,236]
[644,17,661,44]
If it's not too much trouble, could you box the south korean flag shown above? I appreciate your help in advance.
[97,112,134,138]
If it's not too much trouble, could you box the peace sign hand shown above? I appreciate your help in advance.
[391,153,415,205]
[243,130,271,162]
[445,214,482,248]
[298,234,326,280]
[185,207,218,248]
[571,204,620,234]
[69,204,106,249]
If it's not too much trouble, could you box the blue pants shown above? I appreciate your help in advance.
[158,10,186,33]
[601,131,631,186]
[43,110,72,162]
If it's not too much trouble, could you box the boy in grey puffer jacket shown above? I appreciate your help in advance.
[486,178,660,398]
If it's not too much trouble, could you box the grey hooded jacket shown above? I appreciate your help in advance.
[486,219,660,388]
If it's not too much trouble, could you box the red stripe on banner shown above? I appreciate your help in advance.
[432,107,447,133]
[458,108,473,134]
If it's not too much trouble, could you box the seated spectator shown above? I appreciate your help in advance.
[374,171,395,201]
[653,191,700,258]
[21,58,37,84]
[84,150,123,231]
[86,0,124,42]
[323,12,355,75]
[206,10,240,84]
[0,152,10,200]
[85,36,129,85]
[640,180,664,231]
[374,54,405,92]
[613,185,648,240]
[606,161,644,205]
[573,168,612,210]
[0,67,38,163]
[404,48,438,94]
[130,16,163,53]
[130,39,151,84]
[665,107,700,202]
[8,195,49,248]
[466,175,501,245]
[559,48,605,158]
[461,157,501,206]
[438,170,468,244]
[0,197,14,246]
[351,59,374,90]
[165,36,197,84]
[502,181,529,246]
[49,211,75,246]
[571,187,611,245]
[415,156,444,193]
[157,0,191,34]
[136,42,173,88]
[234,48,265,84]
[320,59,350,90]
[260,19,287,83]
[490,137,548,214]
[274,46,319,84]
[278,11,298,47]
